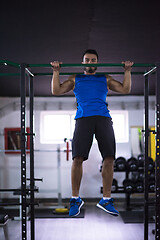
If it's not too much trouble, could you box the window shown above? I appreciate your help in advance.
[40,110,129,144]
[40,111,75,144]
[110,110,129,143]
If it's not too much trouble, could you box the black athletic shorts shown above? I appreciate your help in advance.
[72,116,116,161]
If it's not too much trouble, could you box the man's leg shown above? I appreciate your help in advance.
[69,156,84,217]
[70,117,94,216]
[71,156,84,196]
[101,156,114,197]
[97,156,119,216]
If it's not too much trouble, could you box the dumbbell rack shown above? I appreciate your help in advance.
[123,168,144,210]
[101,165,155,210]
[119,167,154,210]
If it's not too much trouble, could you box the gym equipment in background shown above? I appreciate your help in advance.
[0,214,9,240]
[0,61,159,240]
[126,157,139,171]
[115,157,126,171]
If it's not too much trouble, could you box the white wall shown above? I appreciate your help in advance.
[0,96,156,199]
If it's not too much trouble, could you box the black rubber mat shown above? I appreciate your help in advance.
[34,208,85,218]
[120,210,155,223]
[0,207,85,219]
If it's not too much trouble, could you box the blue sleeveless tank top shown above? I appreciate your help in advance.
[73,74,111,119]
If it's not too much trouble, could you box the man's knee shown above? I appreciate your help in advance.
[73,156,84,166]
[103,157,114,166]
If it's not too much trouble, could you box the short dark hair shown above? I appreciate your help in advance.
[82,49,99,60]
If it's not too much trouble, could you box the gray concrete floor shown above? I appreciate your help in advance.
[0,203,155,240]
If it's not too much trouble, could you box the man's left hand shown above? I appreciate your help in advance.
[122,61,134,71]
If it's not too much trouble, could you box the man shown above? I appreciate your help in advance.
[50,49,133,217]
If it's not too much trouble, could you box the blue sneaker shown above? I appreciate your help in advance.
[96,198,119,216]
[69,197,84,217]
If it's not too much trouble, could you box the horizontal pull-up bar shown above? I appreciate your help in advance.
[28,63,156,68]
[0,60,156,68]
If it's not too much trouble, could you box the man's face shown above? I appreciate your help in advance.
[82,53,98,74]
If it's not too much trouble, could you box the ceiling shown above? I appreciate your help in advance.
[0,0,160,97]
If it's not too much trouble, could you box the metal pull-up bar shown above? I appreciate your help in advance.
[0,60,156,77]
[27,63,156,68]
[0,60,156,68]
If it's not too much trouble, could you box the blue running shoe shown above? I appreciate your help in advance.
[69,197,84,217]
[96,198,119,216]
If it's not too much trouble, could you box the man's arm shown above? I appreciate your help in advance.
[106,61,134,94]
[50,61,75,95]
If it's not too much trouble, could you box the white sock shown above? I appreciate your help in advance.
[72,196,79,199]
[103,197,111,200]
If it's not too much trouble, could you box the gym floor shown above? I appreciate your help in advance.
[0,202,155,240]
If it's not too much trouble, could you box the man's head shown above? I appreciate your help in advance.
[82,49,98,74]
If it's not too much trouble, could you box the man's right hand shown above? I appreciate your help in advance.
[50,61,63,72]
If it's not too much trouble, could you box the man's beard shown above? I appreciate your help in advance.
[84,67,97,74]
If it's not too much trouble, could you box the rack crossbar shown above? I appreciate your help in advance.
[143,67,157,76]
[0,60,20,68]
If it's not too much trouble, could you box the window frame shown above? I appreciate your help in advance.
[110,110,129,143]
[40,110,129,144]
[40,111,76,144]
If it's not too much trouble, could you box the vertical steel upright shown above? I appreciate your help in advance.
[155,63,160,239]
[20,63,27,240]
[29,75,35,240]
[144,74,149,240]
